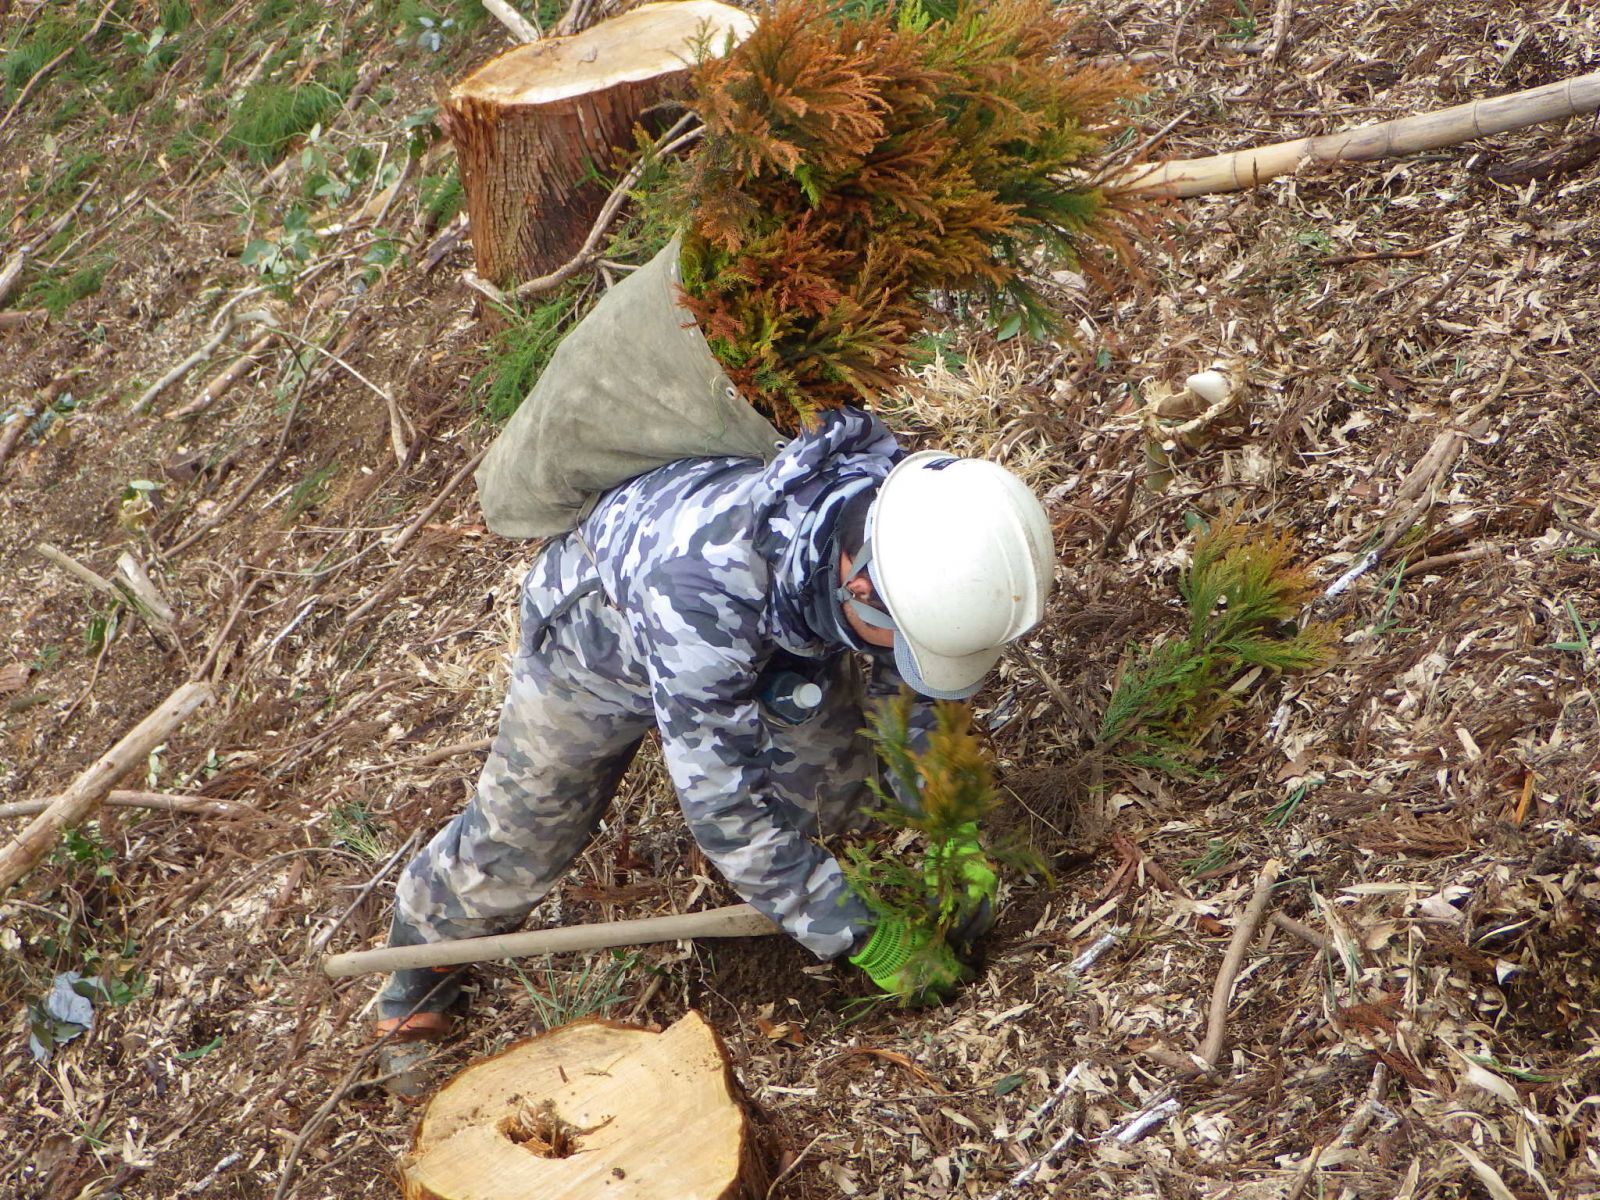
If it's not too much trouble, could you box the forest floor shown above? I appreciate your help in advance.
[2,1,1598,1198]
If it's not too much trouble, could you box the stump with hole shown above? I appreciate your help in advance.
[398,1010,768,1200]
[442,0,755,285]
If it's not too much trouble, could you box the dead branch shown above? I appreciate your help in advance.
[1115,70,1600,196]
[484,0,541,41]
[0,309,47,332]
[114,553,178,628]
[0,682,214,891]
[1197,859,1280,1069]
[387,444,490,556]
[165,332,278,421]
[0,790,255,821]
[133,309,273,416]
[509,117,701,300]
[36,543,120,600]
[308,829,421,955]
[0,0,119,137]
[1271,912,1331,952]
[323,903,777,976]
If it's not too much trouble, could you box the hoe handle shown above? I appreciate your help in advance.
[322,903,778,977]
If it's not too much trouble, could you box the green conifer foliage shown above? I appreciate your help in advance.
[666,0,1140,430]
[1101,510,1338,772]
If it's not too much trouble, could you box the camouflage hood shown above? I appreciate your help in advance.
[753,406,902,656]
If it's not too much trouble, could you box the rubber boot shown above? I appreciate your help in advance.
[372,917,466,1101]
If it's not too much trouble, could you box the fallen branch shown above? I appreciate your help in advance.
[0,681,214,891]
[0,790,254,821]
[1115,70,1600,196]
[1197,859,1281,1069]
[1401,545,1498,579]
[0,183,98,308]
[1271,911,1331,952]
[164,332,277,421]
[508,117,701,300]
[132,309,273,416]
[387,444,490,556]
[36,542,119,600]
[483,0,541,41]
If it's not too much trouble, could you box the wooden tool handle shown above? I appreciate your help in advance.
[321,903,777,977]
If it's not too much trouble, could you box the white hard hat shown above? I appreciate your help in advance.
[840,452,1054,699]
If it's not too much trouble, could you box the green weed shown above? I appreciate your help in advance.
[1552,598,1594,655]
[283,461,339,522]
[512,951,638,1026]
[328,801,386,861]
[226,80,344,164]
[418,163,464,227]
[160,0,195,33]
[1183,839,1235,877]
[1219,0,1258,41]
[30,258,110,318]
[477,290,583,422]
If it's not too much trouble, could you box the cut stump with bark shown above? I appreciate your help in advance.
[399,1010,768,1200]
[443,0,755,285]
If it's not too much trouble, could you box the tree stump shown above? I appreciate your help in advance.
[398,1010,768,1200]
[443,0,755,285]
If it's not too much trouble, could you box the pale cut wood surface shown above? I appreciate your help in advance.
[401,1011,758,1200]
[1116,70,1600,197]
[0,681,213,890]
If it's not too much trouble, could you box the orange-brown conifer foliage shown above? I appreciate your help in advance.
[667,0,1140,430]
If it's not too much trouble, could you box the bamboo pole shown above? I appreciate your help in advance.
[1115,71,1600,197]
[0,681,213,891]
[322,902,777,976]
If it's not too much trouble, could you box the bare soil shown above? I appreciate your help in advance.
[2,2,1597,1198]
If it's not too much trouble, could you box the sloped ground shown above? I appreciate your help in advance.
[2,1,1598,1198]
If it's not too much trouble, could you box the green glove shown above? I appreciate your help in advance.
[850,919,970,1005]
[925,822,999,949]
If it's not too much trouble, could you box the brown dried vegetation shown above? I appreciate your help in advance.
[1,1,1598,1199]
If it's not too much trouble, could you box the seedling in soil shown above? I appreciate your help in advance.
[844,694,1043,996]
[1551,598,1594,656]
[1100,507,1336,773]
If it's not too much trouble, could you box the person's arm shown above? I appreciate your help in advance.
[641,562,873,960]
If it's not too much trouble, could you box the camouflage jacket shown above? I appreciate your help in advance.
[530,407,932,957]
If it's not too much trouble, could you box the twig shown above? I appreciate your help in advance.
[1196,859,1280,1069]
[309,830,421,955]
[193,577,265,684]
[133,310,272,415]
[358,736,493,773]
[1106,1098,1179,1143]
[1270,912,1330,952]
[1284,1143,1325,1200]
[0,682,214,891]
[509,118,701,300]
[1401,545,1498,579]
[0,791,257,821]
[387,445,490,557]
[165,333,278,421]
[483,0,541,41]
[0,0,119,138]
[765,1133,826,1200]
[0,309,48,332]
[36,543,119,600]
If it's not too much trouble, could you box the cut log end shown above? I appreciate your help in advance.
[399,1011,768,1200]
[443,0,754,283]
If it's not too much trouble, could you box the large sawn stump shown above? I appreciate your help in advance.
[398,1010,768,1200]
[442,0,755,285]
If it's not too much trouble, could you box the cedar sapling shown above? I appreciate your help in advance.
[1100,509,1337,773]
[843,693,1045,998]
[656,0,1144,431]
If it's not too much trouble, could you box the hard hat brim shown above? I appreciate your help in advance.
[893,633,998,701]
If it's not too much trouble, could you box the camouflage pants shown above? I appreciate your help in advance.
[392,551,878,958]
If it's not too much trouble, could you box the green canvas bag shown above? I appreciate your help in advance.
[475,235,783,538]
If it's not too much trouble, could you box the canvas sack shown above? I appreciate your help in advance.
[475,235,783,538]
